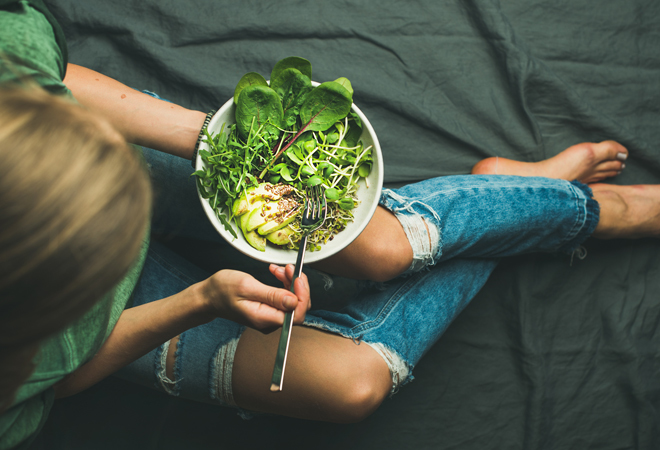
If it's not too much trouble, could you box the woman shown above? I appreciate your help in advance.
[2,2,660,448]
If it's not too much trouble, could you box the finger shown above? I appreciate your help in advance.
[238,274,298,312]
[270,264,310,319]
[266,287,299,312]
[291,274,311,323]
[269,263,284,277]
[246,305,287,331]
[269,264,291,289]
[284,263,296,281]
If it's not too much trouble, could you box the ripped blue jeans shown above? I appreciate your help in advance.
[116,145,599,408]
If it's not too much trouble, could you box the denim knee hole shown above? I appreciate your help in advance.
[156,339,181,396]
[364,342,412,395]
[395,212,440,275]
[210,337,240,407]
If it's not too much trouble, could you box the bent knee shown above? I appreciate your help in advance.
[360,241,412,282]
[331,346,393,423]
[334,373,390,423]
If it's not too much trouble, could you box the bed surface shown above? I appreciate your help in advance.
[30,1,660,448]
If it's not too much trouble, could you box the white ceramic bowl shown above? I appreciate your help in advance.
[195,88,383,265]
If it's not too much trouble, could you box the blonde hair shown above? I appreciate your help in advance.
[0,86,152,410]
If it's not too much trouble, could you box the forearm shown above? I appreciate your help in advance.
[63,63,207,159]
[52,266,308,398]
[53,283,211,398]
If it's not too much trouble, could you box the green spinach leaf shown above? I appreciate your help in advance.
[271,68,313,127]
[235,85,283,141]
[333,77,354,97]
[233,72,269,105]
[271,56,312,84]
[300,81,353,132]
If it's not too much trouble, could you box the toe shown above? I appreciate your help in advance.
[597,160,626,173]
[471,157,500,175]
[595,140,628,162]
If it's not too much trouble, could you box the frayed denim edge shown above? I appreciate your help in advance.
[207,329,259,420]
[301,322,414,395]
[379,188,442,276]
[155,339,182,396]
[559,181,600,255]
[209,337,240,407]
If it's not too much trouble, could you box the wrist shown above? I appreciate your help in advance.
[191,109,217,168]
[185,280,217,325]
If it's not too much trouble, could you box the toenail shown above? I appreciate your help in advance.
[617,152,628,161]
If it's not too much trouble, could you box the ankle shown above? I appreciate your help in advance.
[591,188,627,239]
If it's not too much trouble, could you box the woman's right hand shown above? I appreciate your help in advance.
[51,267,310,398]
[198,266,310,331]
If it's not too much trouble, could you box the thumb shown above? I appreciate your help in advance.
[258,285,298,311]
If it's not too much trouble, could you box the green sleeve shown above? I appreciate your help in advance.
[0,0,68,94]
[0,390,54,450]
[0,0,68,76]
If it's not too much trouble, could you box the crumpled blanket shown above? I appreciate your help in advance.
[33,1,660,448]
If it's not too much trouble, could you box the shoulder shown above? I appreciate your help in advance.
[0,0,68,94]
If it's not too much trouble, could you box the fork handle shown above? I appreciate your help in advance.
[290,236,307,288]
[270,235,308,391]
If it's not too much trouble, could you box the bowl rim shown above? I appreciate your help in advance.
[195,91,384,265]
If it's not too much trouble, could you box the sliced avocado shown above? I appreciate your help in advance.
[244,229,267,251]
[245,201,279,232]
[238,198,263,232]
[257,206,299,235]
[232,184,267,217]
[231,182,299,251]
[238,204,267,252]
[266,226,296,246]
[247,196,301,233]
[232,191,250,217]
[232,182,293,217]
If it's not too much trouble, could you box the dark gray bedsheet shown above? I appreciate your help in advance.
[32,1,660,449]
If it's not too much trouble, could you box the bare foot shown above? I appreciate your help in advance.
[591,183,660,239]
[471,141,628,183]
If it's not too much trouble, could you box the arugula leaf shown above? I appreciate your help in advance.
[217,211,238,239]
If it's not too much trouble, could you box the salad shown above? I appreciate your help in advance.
[193,57,374,252]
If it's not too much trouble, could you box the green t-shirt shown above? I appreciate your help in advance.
[0,0,67,93]
[0,2,149,448]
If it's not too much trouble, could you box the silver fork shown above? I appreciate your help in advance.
[270,184,327,392]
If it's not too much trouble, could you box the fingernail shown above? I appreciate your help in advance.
[617,152,627,161]
[621,163,626,169]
